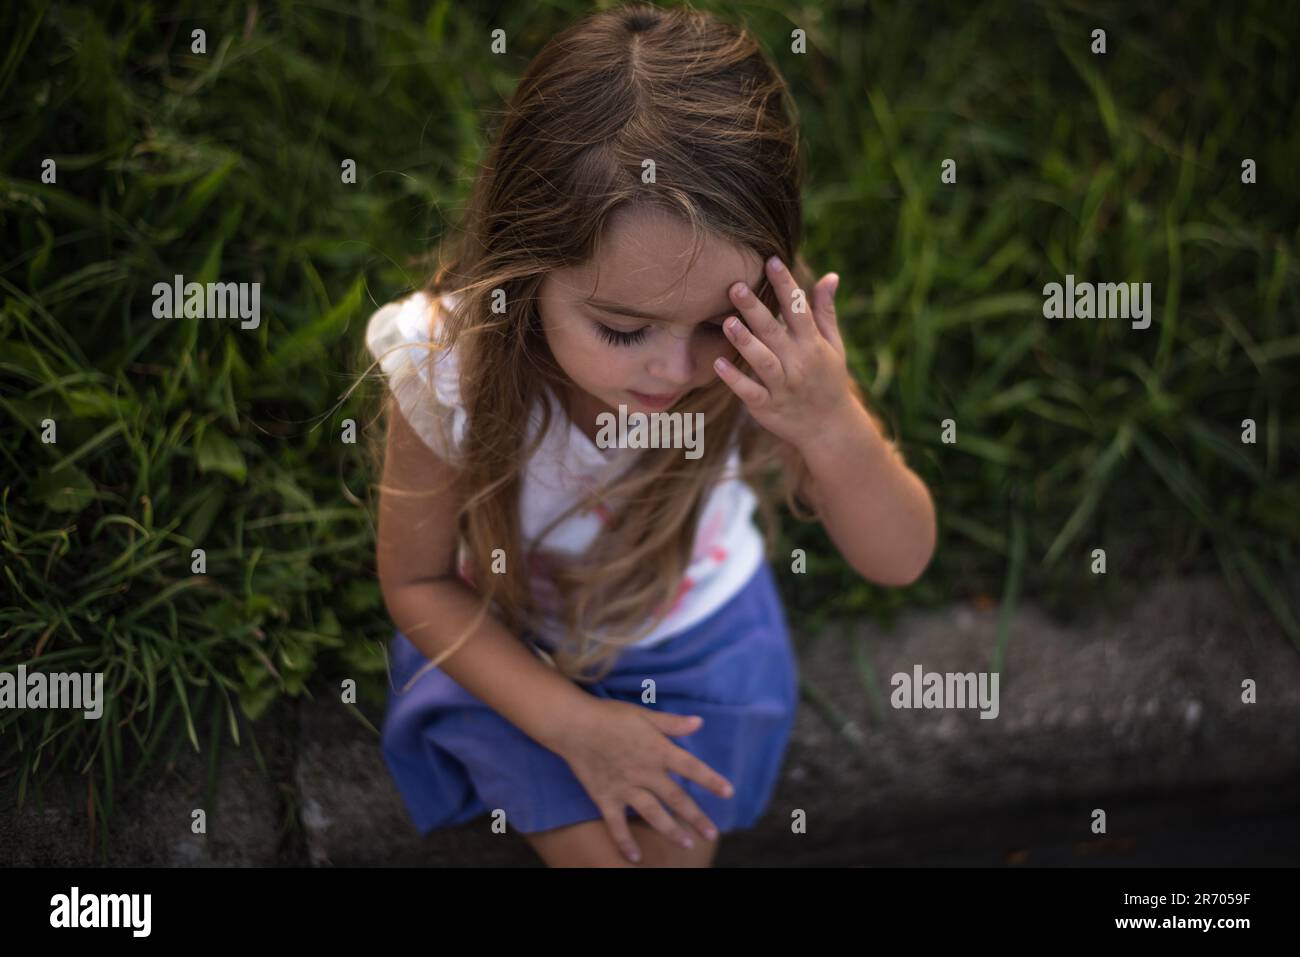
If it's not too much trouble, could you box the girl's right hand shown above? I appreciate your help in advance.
[551,697,735,863]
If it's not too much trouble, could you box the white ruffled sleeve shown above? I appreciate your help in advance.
[364,291,467,464]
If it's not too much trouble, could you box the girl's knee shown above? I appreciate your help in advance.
[521,817,720,867]
[627,819,720,868]
[522,819,636,868]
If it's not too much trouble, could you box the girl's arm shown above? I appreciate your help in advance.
[377,398,595,752]
[780,401,936,587]
[724,258,936,587]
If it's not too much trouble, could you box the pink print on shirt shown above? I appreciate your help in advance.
[659,574,696,618]
[692,504,728,564]
[650,502,734,619]
[519,480,734,625]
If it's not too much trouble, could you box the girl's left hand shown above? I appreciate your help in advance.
[714,256,858,449]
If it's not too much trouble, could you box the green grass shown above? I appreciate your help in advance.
[1,0,1297,851]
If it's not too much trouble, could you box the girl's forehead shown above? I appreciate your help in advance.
[596,206,761,271]
[556,212,766,312]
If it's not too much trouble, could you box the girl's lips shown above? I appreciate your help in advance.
[629,390,682,408]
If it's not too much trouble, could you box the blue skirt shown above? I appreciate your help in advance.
[380,559,799,836]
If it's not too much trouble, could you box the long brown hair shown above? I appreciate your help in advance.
[365,3,859,686]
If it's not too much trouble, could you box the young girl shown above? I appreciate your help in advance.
[365,4,935,868]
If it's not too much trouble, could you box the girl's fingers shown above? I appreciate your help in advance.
[668,745,735,801]
[599,801,643,864]
[764,255,814,338]
[713,356,771,408]
[721,317,785,391]
[653,774,721,842]
[729,279,787,345]
[626,789,697,850]
[646,709,703,737]
[814,273,845,353]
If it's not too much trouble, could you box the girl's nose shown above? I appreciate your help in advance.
[648,337,695,386]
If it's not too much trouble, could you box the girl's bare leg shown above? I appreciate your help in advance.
[522,816,720,867]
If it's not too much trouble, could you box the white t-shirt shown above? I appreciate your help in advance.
[365,290,766,649]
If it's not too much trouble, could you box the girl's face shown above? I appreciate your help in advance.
[537,207,764,427]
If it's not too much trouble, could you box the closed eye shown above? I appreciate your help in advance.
[593,319,729,348]
[595,323,650,347]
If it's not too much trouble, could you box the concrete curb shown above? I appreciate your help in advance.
[5,574,1299,866]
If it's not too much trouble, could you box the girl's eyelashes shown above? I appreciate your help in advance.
[593,320,729,348]
[595,322,649,347]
